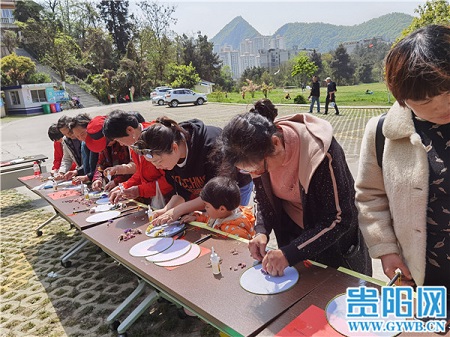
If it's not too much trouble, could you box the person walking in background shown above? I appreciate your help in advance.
[324,77,339,115]
[308,75,321,113]
[219,99,371,277]
[355,25,450,307]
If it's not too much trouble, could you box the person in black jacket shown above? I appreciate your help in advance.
[308,75,320,113]
[324,77,340,115]
[133,116,253,225]
[219,99,371,277]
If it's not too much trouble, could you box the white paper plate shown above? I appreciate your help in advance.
[326,294,396,337]
[240,264,299,295]
[85,210,121,223]
[96,197,111,205]
[129,238,174,257]
[145,240,191,262]
[91,203,113,212]
[146,221,186,237]
[155,243,201,267]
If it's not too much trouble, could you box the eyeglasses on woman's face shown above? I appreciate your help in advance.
[237,158,267,177]
[129,144,153,158]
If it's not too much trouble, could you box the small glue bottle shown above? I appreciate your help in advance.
[210,247,221,275]
[147,205,153,223]
[52,180,58,191]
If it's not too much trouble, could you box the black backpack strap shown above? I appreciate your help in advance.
[375,113,387,168]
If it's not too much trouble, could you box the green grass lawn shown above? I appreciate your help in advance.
[208,82,396,106]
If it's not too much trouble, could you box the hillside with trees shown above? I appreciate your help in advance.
[211,13,414,52]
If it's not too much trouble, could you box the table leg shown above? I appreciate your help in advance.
[60,237,90,268]
[106,279,147,328]
[116,290,159,335]
[35,213,59,236]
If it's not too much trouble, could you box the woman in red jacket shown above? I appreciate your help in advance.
[102,110,173,204]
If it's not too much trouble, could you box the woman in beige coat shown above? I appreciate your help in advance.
[355,24,449,299]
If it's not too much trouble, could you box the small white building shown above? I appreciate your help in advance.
[1,82,66,116]
[194,80,215,94]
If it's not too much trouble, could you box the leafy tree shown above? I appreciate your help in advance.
[330,44,354,84]
[291,52,318,87]
[309,50,323,77]
[2,30,19,54]
[26,72,52,84]
[214,66,235,93]
[136,1,177,84]
[82,28,115,74]
[241,79,260,98]
[14,0,43,22]
[400,0,450,39]
[43,33,81,81]
[98,0,132,56]
[261,82,273,98]
[177,33,221,82]
[0,53,36,85]
[239,67,267,88]
[167,63,200,89]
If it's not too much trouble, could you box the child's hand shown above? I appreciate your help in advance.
[180,214,196,224]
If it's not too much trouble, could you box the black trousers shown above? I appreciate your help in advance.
[325,94,340,114]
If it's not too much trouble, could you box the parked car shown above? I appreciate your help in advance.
[164,89,207,107]
[150,86,172,98]
[151,95,165,106]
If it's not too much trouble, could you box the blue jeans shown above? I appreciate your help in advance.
[239,181,254,206]
[309,96,320,113]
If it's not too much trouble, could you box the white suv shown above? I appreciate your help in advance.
[150,86,172,98]
[164,89,207,107]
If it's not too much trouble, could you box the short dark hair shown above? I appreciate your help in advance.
[103,110,140,139]
[48,123,63,141]
[56,115,73,130]
[250,98,278,120]
[385,24,450,106]
[200,176,240,211]
[69,113,91,129]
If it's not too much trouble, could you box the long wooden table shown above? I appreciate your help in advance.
[20,174,438,337]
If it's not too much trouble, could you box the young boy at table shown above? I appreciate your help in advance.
[180,176,255,239]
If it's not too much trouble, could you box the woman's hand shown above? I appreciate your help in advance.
[63,170,78,181]
[262,249,289,276]
[53,172,65,181]
[248,234,268,262]
[121,186,139,200]
[72,175,89,184]
[108,186,123,204]
[180,214,196,224]
[152,208,176,225]
[104,166,120,177]
[91,180,103,191]
[104,180,117,192]
[380,253,415,286]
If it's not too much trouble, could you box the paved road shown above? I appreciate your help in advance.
[1,101,388,178]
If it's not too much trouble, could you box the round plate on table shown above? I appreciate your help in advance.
[85,210,120,223]
[146,221,186,237]
[240,264,299,295]
[326,294,397,337]
[129,237,174,257]
[155,243,201,267]
[145,240,191,263]
[96,196,110,205]
[91,203,114,212]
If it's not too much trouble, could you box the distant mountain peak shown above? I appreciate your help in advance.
[211,16,261,49]
[212,12,413,52]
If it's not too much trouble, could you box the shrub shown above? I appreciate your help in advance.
[293,94,307,104]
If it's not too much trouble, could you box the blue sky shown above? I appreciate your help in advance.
[132,1,426,38]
